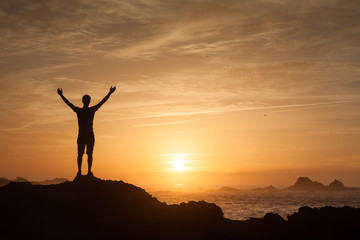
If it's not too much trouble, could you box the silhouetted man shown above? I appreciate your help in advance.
[57,86,116,176]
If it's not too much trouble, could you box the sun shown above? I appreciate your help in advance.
[172,156,185,170]
[162,153,191,172]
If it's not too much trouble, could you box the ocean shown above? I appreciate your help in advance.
[150,189,360,220]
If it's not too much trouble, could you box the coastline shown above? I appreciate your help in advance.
[1,176,359,239]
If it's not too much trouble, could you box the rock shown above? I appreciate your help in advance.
[287,177,327,191]
[0,176,225,240]
[286,206,360,240]
[262,212,285,225]
[329,179,345,190]
[253,185,278,191]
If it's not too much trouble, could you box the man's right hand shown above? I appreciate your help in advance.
[57,88,63,96]
[109,86,116,94]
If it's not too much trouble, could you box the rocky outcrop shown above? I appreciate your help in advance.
[0,175,359,240]
[0,175,224,240]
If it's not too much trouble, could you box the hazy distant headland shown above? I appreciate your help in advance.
[0,175,359,240]
[0,177,68,187]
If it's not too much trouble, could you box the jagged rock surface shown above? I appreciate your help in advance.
[0,175,359,240]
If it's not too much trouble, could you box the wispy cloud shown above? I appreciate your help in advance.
[2,0,359,62]
[1,0,360,129]
[134,119,198,128]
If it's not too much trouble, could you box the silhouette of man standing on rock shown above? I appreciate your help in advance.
[57,86,116,177]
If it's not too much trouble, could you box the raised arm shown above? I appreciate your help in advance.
[94,86,116,110]
[57,88,77,111]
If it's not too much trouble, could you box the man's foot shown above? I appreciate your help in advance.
[73,171,83,182]
[87,171,94,177]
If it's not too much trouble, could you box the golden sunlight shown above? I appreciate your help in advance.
[166,153,190,171]
[172,156,185,170]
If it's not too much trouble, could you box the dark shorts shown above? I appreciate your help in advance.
[77,132,95,155]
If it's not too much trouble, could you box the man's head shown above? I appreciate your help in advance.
[82,94,91,107]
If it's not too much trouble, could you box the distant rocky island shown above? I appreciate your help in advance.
[252,185,278,192]
[0,175,359,239]
[244,177,356,192]
[286,177,355,191]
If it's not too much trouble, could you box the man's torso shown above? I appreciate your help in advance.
[74,107,97,134]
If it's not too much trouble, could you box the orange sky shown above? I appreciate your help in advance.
[1,0,360,187]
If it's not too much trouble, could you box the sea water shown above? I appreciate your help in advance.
[151,189,360,220]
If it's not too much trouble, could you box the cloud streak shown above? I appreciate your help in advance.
[1,0,359,61]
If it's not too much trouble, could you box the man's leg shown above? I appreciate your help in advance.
[87,154,93,175]
[77,134,85,175]
[77,154,83,175]
[86,132,95,176]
